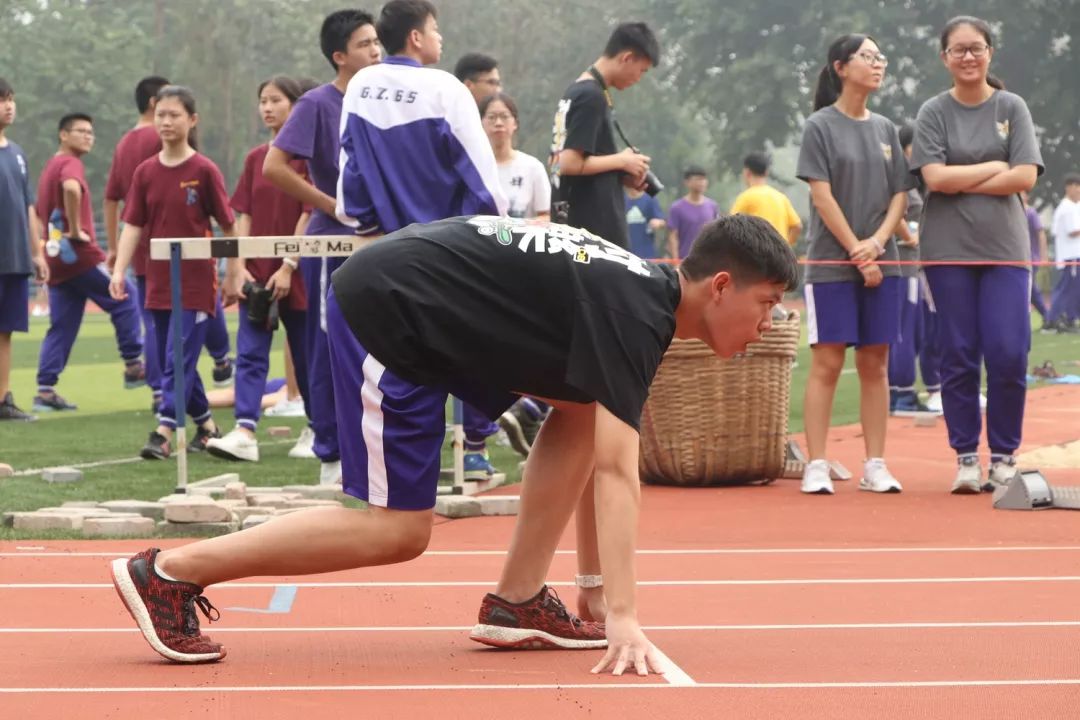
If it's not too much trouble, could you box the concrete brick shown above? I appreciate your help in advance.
[12,512,83,531]
[282,484,349,501]
[42,466,83,483]
[241,514,274,530]
[99,500,166,521]
[248,493,304,508]
[157,520,239,537]
[283,499,343,509]
[476,495,520,516]
[0,463,13,478]
[164,496,233,524]
[433,496,482,519]
[217,498,249,510]
[190,472,241,488]
[268,426,292,438]
[231,506,279,522]
[224,481,247,500]
[82,517,156,538]
[61,501,102,508]
[37,507,136,520]
[244,486,286,494]
[188,486,227,498]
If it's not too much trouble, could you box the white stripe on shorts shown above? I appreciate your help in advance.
[360,353,388,506]
[804,284,819,346]
[319,258,328,333]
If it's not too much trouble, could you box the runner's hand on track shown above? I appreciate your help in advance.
[591,613,665,677]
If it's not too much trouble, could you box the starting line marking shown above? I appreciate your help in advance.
[10,575,1080,589]
[7,545,1080,558]
[6,620,1080,634]
[4,679,1080,693]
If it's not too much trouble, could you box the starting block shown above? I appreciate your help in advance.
[993,470,1080,510]
[779,440,852,482]
[828,461,853,481]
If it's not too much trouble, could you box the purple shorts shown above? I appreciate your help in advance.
[0,274,29,333]
[804,275,902,347]
[326,288,448,511]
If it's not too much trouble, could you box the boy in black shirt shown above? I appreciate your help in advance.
[550,22,659,249]
[110,214,797,676]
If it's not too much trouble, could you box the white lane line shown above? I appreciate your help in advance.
[7,545,1080,558]
[6,620,1080,634]
[9,576,1080,589]
[650,644,696,686]
[4,679,1080,693]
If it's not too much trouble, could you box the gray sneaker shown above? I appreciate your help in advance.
[951,457,983,495]
[0,392,36,422]
[986,457,1021,491]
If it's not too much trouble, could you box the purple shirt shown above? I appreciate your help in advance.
[668,197,719,258]
[1026,206,1043,260]
[272,83,351,236]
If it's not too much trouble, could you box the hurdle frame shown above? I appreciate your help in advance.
[150,235,468,496]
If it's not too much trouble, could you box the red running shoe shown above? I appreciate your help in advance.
[110,548,226,663]
[470,585,607,649]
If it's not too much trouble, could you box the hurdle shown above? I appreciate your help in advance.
[148,234,468,496]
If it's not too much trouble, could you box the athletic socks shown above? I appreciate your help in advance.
[464,439,487,453]
[957,453,979,467]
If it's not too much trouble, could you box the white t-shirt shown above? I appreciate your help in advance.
[497,151,551,219]
[1052,198,1080,261]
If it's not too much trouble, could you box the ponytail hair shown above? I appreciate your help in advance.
[940,15,1005,90]
[813,34,874,111]
[155,85,199,151]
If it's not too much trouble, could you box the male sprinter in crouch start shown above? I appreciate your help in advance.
[110,213,797,676]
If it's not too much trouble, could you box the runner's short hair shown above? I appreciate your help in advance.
[320,9,377,72]
[135,76,170,113]
[742,152,770,177]
[682,214,798,290]
[603,22,660,66]
[377,0,437,56]
[454,53,497,82]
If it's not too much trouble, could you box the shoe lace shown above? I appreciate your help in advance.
[182,594,221,637]
[541,587,583,629]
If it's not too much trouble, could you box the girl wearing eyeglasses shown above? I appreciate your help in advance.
[910,16,1043,494]
[796,34,911,496]
[480,92,550,220]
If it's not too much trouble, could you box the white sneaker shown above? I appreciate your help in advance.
[205,428,259,462]
[859,459,902,493]
[288,427,316,459]
[264,396,306,417]
[801,459,834,495]
[319,460,342,486]
[987,458,1021,490]
[925,392,943,415]
[951,458,983,494]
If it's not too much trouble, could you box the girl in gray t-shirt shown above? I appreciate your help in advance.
[910,16,1044,495]
[795,33,911,497]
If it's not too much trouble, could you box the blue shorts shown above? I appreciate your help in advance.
[804,276,902,347]
[326,288,448,511]
[0,274,29,333]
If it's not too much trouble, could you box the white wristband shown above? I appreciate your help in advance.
[282,257,298,270]
[575,574,603,589]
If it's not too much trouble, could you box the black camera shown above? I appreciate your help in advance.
[243,281,279,332]
[642,169,664,197]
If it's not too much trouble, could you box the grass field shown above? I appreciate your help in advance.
[2,306,1077,539]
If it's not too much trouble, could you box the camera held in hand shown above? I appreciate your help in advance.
[642,168,664,197]
[243,281,279,332]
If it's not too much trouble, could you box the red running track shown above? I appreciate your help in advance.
[3,385,1080,718]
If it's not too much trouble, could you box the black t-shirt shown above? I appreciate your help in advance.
[551,79,629,248]
[330,216,681,430]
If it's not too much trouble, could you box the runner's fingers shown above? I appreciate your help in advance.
[634,646,649,676]
[612,647,630,676]
[646,645,667,674]
[591,647,617,674]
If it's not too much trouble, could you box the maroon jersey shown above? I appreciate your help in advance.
[229,143,308,311]
[106,125,162,276]
[36,153,105,286]
[122,153,234,315]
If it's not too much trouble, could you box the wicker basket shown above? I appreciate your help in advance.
[639,310,800,486]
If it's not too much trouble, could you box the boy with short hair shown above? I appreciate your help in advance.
[667,165,719,259]
[0,77,48,421]
[1047,174,1080,332]
[263,9,382,482]
[453,52,500,104]
[730,151,802,247]
[109,213,798,676]
[33,113,143,412]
